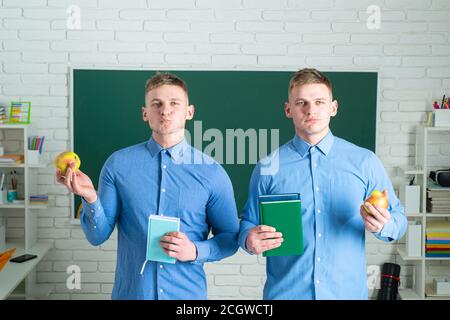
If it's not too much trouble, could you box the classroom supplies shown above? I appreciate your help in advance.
[28,136,45,154]
[140,214,180,274]
[259,193,303,257]
[0,106,7,124]
[9,101,31,124]
[0,247,16,272]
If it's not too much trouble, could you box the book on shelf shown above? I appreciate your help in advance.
[0,154,24,164]
[426,185,450,214]
[426,221,450,257]
[29,194,48,205]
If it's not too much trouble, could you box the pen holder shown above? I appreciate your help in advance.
[6,189,17,203]
[27,150,41,165]
[0,189,6,204]
[433,110,450,127]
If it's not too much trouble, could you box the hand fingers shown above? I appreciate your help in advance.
[367,203,388,225]
[165,231,185,239]
[160,235,182,245]
[255,225,276,233]
[364,214,383,231]
[364,219,380,232]
[163,248,178,257]
[160,241,180,252]
[375,205,391,220]
[256,232,283,240]
[260,238,284,248]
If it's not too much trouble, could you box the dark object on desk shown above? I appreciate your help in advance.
[377,263,401,300]
[429,169,450,187]
[10,254,38,263]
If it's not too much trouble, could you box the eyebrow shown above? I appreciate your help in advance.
[150,98,182,102]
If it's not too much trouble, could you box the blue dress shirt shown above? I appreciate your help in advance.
[238,131,407,300]
[80,137,239,300]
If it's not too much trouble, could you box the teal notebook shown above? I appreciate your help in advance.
[140,214,180,274]
[259,194,303,257]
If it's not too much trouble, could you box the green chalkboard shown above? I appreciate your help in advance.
[73,69,377,217]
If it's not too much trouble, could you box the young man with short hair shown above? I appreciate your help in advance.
[57,72,239,300]
[238,68,407,300]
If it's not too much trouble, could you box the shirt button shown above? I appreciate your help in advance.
[317,257,321,262]
[316,280,320,285]
[318,209,321,213]
[160,289,163,293]
[90,209,94,213]
[316,187,319,191]
[162,165,167,169]
[162,188,166,192]
[160,265,163,269]
[313,163,317,167]
[318,233,322,237]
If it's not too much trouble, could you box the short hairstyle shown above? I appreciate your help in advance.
[288,68,332,97]
[145,72,188,97]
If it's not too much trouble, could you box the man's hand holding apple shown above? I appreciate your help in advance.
[246,225,284,255]
[56,162,98,204]
[360,189,391,233]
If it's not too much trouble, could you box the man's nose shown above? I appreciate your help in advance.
[160,104,172,115]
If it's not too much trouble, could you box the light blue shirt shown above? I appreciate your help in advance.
[238,131,407,300]
[80,137,239,300]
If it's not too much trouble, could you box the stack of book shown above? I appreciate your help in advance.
[0,154,24,164]
[426,182,450,214]
[0,106,7,124]
[29,194,48,206]
[426,221,450,258]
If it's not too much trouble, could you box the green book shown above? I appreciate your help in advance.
[259,199,303,257]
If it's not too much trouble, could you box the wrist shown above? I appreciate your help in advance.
[84,192,97,204]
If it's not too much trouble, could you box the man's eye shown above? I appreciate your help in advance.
[152,103,161,108]
[171,101,179,106]
[296,101,305,106]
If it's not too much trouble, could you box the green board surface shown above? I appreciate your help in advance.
[73,69,377,217]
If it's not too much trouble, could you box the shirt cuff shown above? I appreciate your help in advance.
[374,218,395,240]
[190,240,210,264]
[81,197,101,220]
[238,224,255,255]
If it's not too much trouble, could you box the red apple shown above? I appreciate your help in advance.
[364,189,388,215]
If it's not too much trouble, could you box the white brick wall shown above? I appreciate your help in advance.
[1,0,449,300]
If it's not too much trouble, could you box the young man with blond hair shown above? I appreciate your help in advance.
[57,72,239,300]
[238,68,407,299]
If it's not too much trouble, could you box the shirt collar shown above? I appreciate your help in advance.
[146,137,189,162]
[292,130,334,157]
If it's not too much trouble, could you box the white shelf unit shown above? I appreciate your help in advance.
[398,126,450,300]
[0,124,51,300]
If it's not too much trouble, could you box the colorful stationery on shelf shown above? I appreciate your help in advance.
[9,101,31,124]
[0,106,7,124]
[140,214,180,274]
[259,193,303,257]
[28,136,45,154]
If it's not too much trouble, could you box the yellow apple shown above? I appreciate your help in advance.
[364,189,389,215]
[54,151,81,176]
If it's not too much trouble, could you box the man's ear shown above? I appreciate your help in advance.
[142,106,148,121]
[330,100,338,117]
[284,102,292,118]
[186,104,195,120]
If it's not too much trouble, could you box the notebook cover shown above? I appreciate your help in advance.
[146,215,180,264]
[259,200,303,257]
